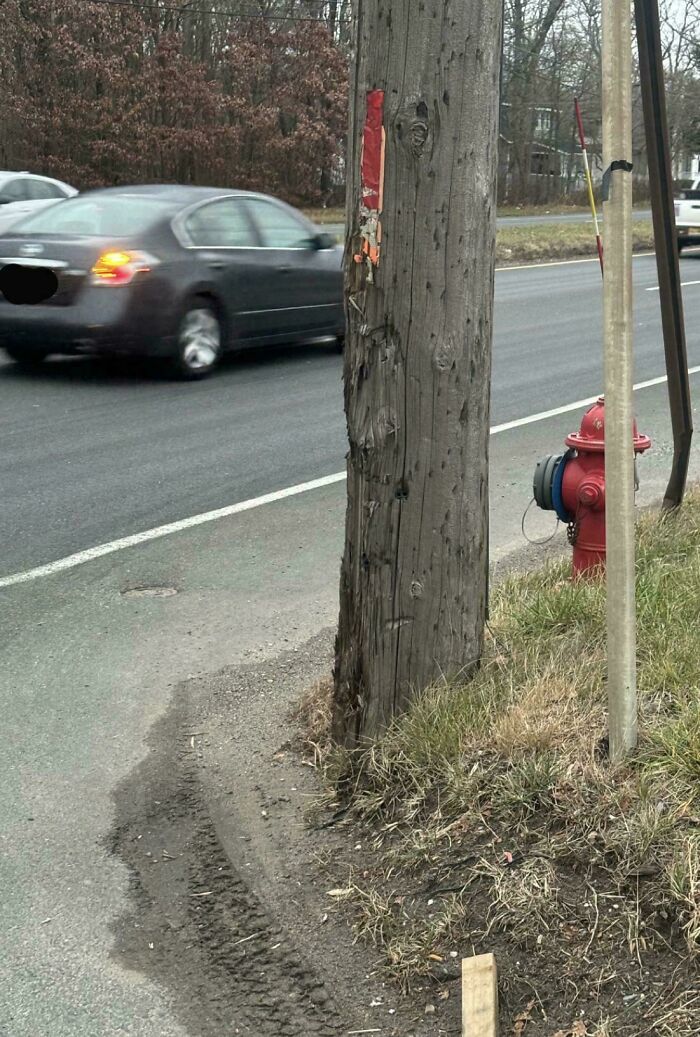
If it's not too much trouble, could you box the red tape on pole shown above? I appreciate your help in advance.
[355,90,386,279]
[361,90,385,211]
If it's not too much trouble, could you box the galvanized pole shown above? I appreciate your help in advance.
[602,0,637,759]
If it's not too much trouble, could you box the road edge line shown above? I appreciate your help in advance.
[0,472,346,589]
[3,366,699,588]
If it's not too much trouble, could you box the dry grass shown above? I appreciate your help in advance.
[306,203,650,223]
[317,491,700,1032]
[497,203,596,217]
[292,676,333,761]
[305,204,597,223]
[304,211,655,266]
[302,206,345,225]
[496,221,655,264]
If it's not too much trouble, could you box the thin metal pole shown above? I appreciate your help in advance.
[634,0,693,510]
[602,0,637,760]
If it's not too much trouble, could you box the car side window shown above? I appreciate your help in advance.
[27,180,66,200]
[1,178,31,203]
[246,200,312,249]
[184,200,257,247]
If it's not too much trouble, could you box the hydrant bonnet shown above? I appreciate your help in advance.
[566,396,651,454]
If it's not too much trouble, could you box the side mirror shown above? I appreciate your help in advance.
[311,231,337,251]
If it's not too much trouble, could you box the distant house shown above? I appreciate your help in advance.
[673,151,700,182]
[499,102,587,198]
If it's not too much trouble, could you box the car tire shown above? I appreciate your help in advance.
[171,303,223,380]
[4,346,49,367]
[678,236,688,255]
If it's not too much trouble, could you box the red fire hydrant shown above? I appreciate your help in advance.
[533,397,651,576]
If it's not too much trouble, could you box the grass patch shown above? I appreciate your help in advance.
[497,202,651,217]
[317,492,700,1034]
[497,221,655,264]
[497,203,596,217]
[303,212,656,265]
[303,206,345,225]
[306,204,650,223]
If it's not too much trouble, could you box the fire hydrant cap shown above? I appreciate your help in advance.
[565,396,651,454]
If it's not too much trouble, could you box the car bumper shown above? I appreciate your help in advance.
[0,280,179,357]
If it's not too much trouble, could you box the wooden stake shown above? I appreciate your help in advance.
[462,953,498,1037]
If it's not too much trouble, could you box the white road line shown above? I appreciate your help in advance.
[646,280,700,292]
[3,365,700,589]
[491,366,700,434]
[497,252,653,273]
[0,473,346,589]
[497,246,700,274]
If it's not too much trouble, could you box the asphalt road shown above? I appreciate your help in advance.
[1,249,699,579]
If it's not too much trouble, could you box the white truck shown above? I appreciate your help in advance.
[675,177,700,253]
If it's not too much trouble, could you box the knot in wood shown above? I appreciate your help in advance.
[433,336,457,373]
[376,407,399,443]
[396,99,432,159]
[410,580,424,599]
[409,118,429,157]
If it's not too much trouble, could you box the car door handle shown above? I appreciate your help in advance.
[207,260,225,270]
[277,265,292,274]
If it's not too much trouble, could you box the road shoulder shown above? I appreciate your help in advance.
[110,629,436,1036]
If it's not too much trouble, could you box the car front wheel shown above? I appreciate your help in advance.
[172,304,222,380]
[4,346,50,367]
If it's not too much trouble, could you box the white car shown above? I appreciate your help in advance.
[0,171,77,236]
[674,176,700,253]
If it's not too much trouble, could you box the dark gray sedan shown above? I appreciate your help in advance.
[0,185,344,378]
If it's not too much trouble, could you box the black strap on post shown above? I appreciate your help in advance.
[635,0,693,510]
[601,160,634,202]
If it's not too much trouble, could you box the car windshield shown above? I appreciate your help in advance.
[12,195,175,236]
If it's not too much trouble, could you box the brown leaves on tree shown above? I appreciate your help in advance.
[0,1,348,205]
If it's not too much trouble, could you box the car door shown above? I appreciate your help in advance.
[243,197,342,338]
[181,197,270,345]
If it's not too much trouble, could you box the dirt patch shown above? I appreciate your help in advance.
[109,631,441,1036]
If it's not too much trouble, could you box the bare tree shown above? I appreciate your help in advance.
[333,0,502,747]
[503,0,567,201]
[658,0,700,177]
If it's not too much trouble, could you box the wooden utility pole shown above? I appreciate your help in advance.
[601,0,637,759]
[333,0,502,747]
